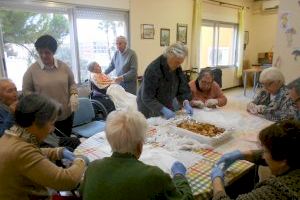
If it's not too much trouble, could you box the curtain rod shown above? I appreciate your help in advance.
[204,0,250,10]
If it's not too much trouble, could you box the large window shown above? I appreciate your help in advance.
[0,2,128,89]
[200,20,238,68]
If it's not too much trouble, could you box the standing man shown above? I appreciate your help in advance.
[137,42,193,119]
[105,36,138,95]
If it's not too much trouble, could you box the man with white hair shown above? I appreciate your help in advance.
[247,67,296,122]
[137,42,193,119]
[287,77,300,120]
[105,36,138,95]
[0,78,18,136]
[80,110,194,200]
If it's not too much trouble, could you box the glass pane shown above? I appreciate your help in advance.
[200,25,214,68]
[217,25,235,66]
[76,18,126,83]
[0,9,70,89]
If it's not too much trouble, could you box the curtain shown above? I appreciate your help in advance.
[236,8,245,78]
[190,0,202,70]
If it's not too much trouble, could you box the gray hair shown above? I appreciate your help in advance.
[288,77,300,96]
[197,67,214,81]
[259,67,285,85]
[87,61,98,72]
[15,94,60,128]
[116,36,127,44]
[105,110,148,155]
[163,42,188,58]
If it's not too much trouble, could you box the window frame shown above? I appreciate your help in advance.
[0,0,129,84]
[201,19,238,68]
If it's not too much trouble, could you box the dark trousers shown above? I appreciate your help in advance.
[55,113,74,137]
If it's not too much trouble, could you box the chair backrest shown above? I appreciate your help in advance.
[73,98,95,127]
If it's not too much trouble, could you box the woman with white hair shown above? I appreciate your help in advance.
[80,110,194,200]
[137,42,193,119]
[247,67,296,121]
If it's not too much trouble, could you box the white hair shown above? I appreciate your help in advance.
[0,78,13,97]
[105,110,148,155]
[259,67,285,85]
[116,36,127,44]
[163,42,188,58]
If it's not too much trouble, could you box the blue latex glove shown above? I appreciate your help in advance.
[161,107,175,119]
[183,100,193,116]
[171,161,187,177]
[211,165,224,182]
[62,148,75,161]
[216,150,244,170]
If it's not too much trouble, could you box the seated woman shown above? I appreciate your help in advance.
[247,67,296,122]
[287,77,300,120]
[87,61,114,94]
[211,120,300,199]
[189,68,227,108]
[80,110,194,199]
[0,94,88,199]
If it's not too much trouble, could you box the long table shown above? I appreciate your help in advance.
[75,107,272,199]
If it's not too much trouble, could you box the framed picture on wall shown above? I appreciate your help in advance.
[141,24,155,39]
[176,23,187,44]
[160,28,170,46]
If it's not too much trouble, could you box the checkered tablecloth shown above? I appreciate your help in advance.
[75,132,253,199]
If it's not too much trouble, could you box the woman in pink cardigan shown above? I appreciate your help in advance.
[189,68,227,109]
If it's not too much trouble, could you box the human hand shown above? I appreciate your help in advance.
[192,100,205,108]
[9,101,18,113]
[114,76,124,84]
[256,105,266,114]
[205,99,218,108]
[216,150,244,171]
[183,100,193,116]
[76,155,90,166]
[247,102,258,114]
[160,107,175,119]
[171,161,187,177]
[211,165,224,182]
[70,94,79,112]
[62,148,75,161]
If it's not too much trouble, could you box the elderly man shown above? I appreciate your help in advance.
[80,110,194,200]
[0,78,18,136]
[246,67,296,122]
[189,68,227,109]
[105,36,138,95]
[287,77,300,120]
[137,42,193,119]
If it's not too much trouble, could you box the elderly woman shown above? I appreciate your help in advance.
[137,42,193,119]
[288,77,300,120]
[23,35,78,136]
[189,68,227,108]
[80,110,194,199]
[87,61,114,93]
[247,67,296,122]
[0,94,88,199]
[211,120,300,199]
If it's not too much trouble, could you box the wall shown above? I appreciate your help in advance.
[130,0,193,75]
[244,11,278,66]
[273,0,300,83]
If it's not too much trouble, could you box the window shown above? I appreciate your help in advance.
[200,20,238,68]
[0,1,128,89]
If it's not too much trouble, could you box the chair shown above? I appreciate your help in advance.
[72,97,106,138]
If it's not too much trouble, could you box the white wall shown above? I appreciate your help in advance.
[130,0,193,75]
[273,0,300,83]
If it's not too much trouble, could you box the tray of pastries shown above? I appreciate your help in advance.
[170,119,233,145]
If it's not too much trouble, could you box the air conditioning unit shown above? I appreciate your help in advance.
[262,0,279,12]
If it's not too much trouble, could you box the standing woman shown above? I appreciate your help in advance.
[23,35,78,136]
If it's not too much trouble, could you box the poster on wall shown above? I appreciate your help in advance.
[292,48,300,61]
[279,12,291,31]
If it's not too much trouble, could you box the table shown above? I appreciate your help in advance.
[75,107,272,199]
[243,67,263,96]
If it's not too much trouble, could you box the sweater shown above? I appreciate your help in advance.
[0,125,86,200]
[80,152,194,200]
[188,80,227,107]
[22,59,78,121]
